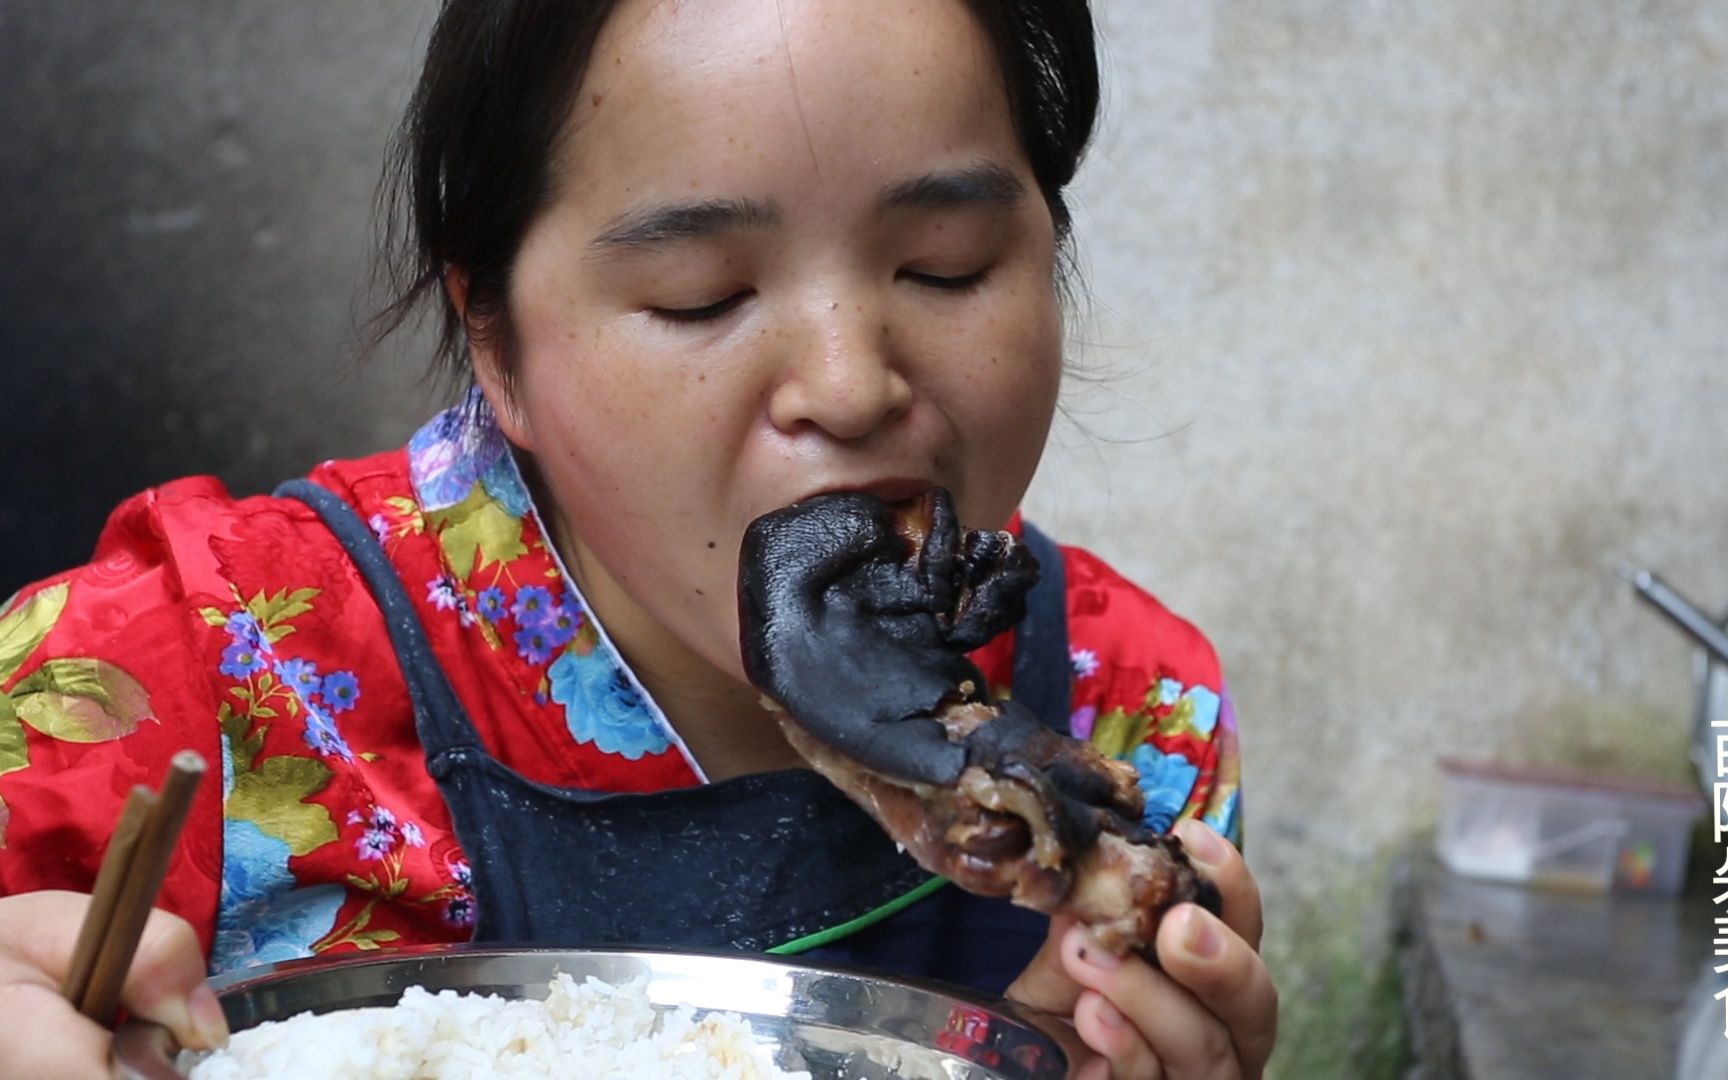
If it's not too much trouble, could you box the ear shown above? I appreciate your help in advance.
[445,266,535,451]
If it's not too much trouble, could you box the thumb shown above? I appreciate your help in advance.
[1004,915,1083,1016]
[118,907,229,1051]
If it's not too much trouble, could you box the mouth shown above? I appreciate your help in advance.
[810,477,934,506]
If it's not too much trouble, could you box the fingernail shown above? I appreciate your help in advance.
[1181,907,1222,960]
[189,982,230,1049]
[1176,818,1226,865]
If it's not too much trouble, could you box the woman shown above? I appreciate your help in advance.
[0,1,1277,1076]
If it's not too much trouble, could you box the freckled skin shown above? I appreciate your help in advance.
[468,0,1063,777]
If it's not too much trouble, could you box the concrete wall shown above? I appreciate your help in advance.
[1027,2,1728,1072]
[4,1,1725,1074]
[0,1,436,592]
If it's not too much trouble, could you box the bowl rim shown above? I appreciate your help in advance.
[114,942,1087,1079]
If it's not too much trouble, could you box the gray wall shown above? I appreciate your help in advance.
[0,2,434,592]
[1028,1,1728,1071]
[5,1,1725,1075]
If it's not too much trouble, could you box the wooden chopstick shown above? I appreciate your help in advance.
[61,785,156,1008]
[65,750,207,1026]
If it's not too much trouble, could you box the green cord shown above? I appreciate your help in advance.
[766,876,949,955]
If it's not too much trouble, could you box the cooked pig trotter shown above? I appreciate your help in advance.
[739,489,1219,954]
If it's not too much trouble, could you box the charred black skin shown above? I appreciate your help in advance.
[738,489,1035,786]
[738,488,1224,925]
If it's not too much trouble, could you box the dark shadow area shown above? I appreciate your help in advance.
[0,1,439,596]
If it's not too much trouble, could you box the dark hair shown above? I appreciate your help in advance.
[370,0,1099,382]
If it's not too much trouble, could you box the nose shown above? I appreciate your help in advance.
[767,300,913,442]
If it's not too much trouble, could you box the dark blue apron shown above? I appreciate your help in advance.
[277,479,1070,994]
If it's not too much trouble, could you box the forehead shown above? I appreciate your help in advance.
[551,0,1020,212]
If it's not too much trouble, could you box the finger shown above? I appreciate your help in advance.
[1174,819,1262,949]
[1156,904,1279,1078]
[1,891,225,1051]
[0,981,111,1080]
[1073,989,1163,1080]
[1004,914,1083,1017]
[1063,924,1241,1080]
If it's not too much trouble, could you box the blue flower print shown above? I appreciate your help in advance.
[514,626,556,665]
[212,818,344,974]
[1182,685,1220,736]
[480,449,532,518]
[475,587,508,623]
[225,611,265,650]
[220,640,268,680]
[1204,789,1241,847]
[512,586,556,628]
[549,648,671,760]
[322,670,360,713]
[1131,744,1199,833]
[542,602,581,648]
[1157,678,1183,707]
[275,657,321,698]
[302,702,354,762]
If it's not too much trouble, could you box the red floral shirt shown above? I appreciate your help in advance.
[0,396,1240,974]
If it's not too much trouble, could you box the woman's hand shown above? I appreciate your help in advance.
[0,890,226,1079]
[1007,820,1278,1079]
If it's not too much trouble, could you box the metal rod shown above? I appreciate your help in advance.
[1621,565,1728,666]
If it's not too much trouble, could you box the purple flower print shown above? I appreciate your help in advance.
[449,858,473,888]
[475,587,508,623]
[514,626,555,665]
[1070,647,1099,679]
[427,576,462,612]
[401,821,425,848]
[322,670,360,713]
[444,894,476,928]
[1070,704,1097,741]
[369,806,397,831]
[369,513,391,546]
[356,828,394,861]
[220,641,268,680]
[512,586,555,628]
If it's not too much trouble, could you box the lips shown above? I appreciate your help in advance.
[806,477,934,506]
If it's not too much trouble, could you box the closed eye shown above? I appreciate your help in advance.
[899,269,989,293]
[650,290,753,323]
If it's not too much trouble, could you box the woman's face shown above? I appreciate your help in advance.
[475,0,1063,682]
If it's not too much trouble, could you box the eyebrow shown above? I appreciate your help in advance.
[589,197,779,255]
[879,162,1027,212]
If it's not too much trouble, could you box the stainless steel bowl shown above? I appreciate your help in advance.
[112,944,1085,1079]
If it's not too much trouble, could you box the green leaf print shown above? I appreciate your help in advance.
[0,582,68,683]
[428,485,528,580]
[225,754,337,856]
[0,694,28,777]
[11,659,155,742]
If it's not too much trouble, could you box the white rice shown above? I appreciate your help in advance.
[188,973,810,1080]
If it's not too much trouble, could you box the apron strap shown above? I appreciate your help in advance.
[1013,520,1071,734]
[273,478,476,759]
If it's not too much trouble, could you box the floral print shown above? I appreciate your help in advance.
[1132,744,1201,833]
[212,818,344,974]
[0,389,1241,974]
[549,648,671,760]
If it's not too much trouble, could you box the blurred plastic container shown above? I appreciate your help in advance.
[1437,759,1706,896]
